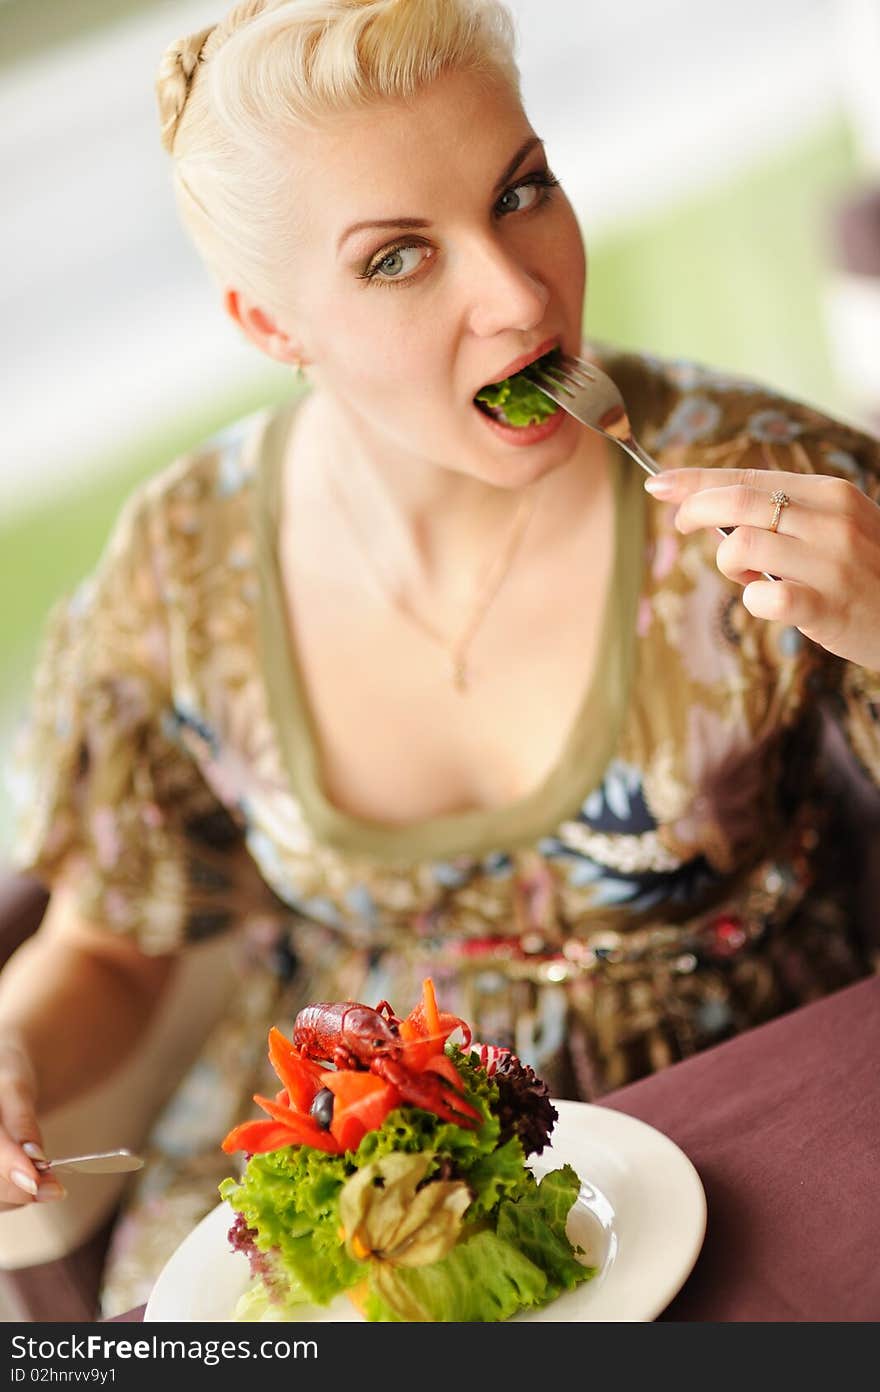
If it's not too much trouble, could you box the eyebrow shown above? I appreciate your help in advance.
[335,135,545,253]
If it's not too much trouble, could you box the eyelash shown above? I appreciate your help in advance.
[358,169,561,289]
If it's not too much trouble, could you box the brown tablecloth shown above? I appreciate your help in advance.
[114,974,880,1323]
[606,973,880,1321]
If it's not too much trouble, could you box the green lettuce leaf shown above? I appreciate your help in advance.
[361,1226,551,1322]
[474,371,557,425]
[362,1165,594,1321]
[220,1148,359,1305]
[464,1136,536,1218]
[231,1277,294,1322]
[496,1164,595,1291]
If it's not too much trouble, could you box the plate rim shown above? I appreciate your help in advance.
[145,1099,706,1323]
[554,1100,707,1320]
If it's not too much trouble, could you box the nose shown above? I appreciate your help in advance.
[465,239,550,339]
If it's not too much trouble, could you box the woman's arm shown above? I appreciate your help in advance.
[0,887,174,1207]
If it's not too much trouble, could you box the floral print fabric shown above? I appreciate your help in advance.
[8,344,880,1315]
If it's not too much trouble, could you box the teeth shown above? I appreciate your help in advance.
[474,399,506,422]
[475,401,513,424]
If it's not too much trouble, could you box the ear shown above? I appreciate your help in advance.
[223,288,308,367]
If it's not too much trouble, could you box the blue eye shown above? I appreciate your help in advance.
[496,182,540,214]
[367,244,427,284]
[494,170,560,218]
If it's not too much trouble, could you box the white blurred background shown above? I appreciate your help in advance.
[1,0,879,850]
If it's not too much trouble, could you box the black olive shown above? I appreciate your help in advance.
[309,1087,334,1130]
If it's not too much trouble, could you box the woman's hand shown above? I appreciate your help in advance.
[0,1033,65,1209]
[645,467,880,672]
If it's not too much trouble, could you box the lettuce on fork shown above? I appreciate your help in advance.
[218,982,595,1322]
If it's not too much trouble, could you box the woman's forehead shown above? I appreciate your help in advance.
[292,70,534,233]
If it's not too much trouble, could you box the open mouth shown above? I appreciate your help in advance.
[472,347,561,427]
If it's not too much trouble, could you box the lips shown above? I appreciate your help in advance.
[474,336,560,398]
[474,403,567,446]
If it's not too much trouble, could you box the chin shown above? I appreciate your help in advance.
[468,411,582,488]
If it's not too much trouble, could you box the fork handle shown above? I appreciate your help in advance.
[618,435,781,583]
[617,433,661,479]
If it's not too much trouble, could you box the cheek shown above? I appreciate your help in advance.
[310,296,449,422]
[330,312,437,391]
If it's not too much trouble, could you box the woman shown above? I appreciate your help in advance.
[1,0,879,1318]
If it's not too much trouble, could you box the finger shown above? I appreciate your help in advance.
[0,1130,66,1208]
[713,525,835,590]
[671,475,871,547]
[674,482,809,541]
[647,469,867,529]
[0,1174,66,1210]
[0,1130,40,1199]
[645,465,815,502]
[741,578,826,630]
[0,1068,51,1200]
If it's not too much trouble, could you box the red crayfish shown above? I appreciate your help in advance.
[293,997,481,1128]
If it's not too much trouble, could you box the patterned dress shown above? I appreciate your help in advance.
[8,344,880,1315]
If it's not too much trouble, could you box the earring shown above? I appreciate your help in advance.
[293,356,307,384]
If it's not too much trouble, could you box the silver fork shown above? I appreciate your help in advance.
[524,352,780,583]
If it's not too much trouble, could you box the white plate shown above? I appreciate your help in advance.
[145,1101,706,1323]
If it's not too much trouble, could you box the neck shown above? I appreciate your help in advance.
[300,391,603,611]
[335,401,524,590]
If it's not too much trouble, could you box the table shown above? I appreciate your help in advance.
[113,974,880,1323]
[610,972,879,1321]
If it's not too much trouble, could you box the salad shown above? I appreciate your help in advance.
[474,354,559,426]
[219,979,594,1322]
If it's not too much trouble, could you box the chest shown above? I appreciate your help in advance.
[277,481,616,826]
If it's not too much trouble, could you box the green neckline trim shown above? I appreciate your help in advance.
[255,396,645,863]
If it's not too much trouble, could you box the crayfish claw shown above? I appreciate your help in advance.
[372,1058,481,1128]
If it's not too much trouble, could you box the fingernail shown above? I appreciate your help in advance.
[644,476,676,497]
[10,1168,38,1197]
[22,1142,47,1163]
[36,1180,66,1202]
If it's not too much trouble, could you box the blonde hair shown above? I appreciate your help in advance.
[155,0,522,309]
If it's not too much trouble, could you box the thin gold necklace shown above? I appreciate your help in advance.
[325,470,538,693]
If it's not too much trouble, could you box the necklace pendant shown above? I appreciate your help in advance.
[453,658,468,693]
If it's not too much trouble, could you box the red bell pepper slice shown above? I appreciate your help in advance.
[221,1119,300,1156]
[320,1073,401,1153]
[401,978,472,1059]
[267,1027,324,1112]
[252,1094,343,1154]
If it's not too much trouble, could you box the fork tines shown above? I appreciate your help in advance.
[524,352,596,398]
[557,352,597,383]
